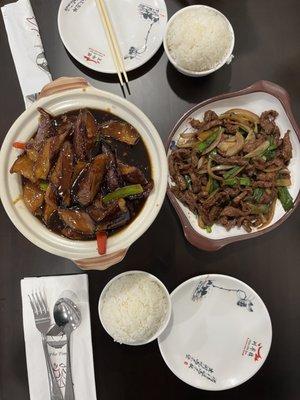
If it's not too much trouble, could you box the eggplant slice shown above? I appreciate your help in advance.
[72,154,108,206]
[73,109,98,161]
[58,208,95,234]
[102,141,124,191]
[50,141,74,206]
[23,181,44,214]
[99,120,140,145]
[10,153,36,183]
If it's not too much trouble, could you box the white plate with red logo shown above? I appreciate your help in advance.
[158,274,272,390]
[58,0,167,74]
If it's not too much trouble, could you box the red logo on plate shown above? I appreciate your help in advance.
[242,338,263,361]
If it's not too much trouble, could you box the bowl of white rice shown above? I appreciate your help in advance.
[99,270,171,345]
[164,5,235,77]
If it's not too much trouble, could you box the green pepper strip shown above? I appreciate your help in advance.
[248,203,269,214]
[224,177,251,187]
[39,181,49,191]
[196,128,220,153]
[103,184,143,204]
[253,188,264,203]
[263,135,277,161]
[278,187,293,211]
[223,166,244,179]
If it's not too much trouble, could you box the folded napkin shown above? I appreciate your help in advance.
[21,274,97,400]
[1,0,52,108]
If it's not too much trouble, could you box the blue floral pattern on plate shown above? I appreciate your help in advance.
[192,278,254,312]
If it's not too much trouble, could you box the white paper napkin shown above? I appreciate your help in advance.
[21,274,97,400]
[1,0,52,108]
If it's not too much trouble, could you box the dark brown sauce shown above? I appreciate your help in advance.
[30,108,152,240]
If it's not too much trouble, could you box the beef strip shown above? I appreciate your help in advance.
[259,110,278,135]
[282,131,292,162]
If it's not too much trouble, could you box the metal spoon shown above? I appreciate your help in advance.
[54,298,81,400]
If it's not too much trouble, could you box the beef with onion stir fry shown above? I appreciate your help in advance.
[10,108,153,254]
[169,109,293,233]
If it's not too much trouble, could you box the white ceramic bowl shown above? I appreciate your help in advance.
[98,270,172,345]
[163,5,235,77]
[0,77,168,270]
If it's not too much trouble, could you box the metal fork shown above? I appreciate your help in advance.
[28,291,63,400]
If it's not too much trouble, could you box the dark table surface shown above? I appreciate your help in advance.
[1,0,300,399]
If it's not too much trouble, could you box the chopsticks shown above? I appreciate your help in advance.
[96,0,128,87]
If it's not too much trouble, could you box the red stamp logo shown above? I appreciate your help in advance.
[242,338,263,361]
[83,48,105,64]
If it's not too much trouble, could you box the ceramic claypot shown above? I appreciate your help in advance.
[0,77,167,270]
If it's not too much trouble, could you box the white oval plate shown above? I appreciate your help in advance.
[158,274,272,390]
[167,88,300,244]
[58,0,167,73]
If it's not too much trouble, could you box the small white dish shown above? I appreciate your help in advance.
[99,270,171,345]
[163,5,234,77]
[158,274,272,390]
[58,0,167,74]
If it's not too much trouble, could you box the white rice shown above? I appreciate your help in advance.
[101,273,168,344]
[167,7,233,72]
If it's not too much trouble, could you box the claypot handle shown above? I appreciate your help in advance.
[74,248,128,271]
[38,77,89,99]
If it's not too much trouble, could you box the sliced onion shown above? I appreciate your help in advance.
[243,125,256,143]
[177,136,197,148]
[226,108,260,124]
[197,129,215,141]
[202,128,223,155]
[197,156,205,169]
[198,168,208,174]
[263,165,283,173]
[207,159,223,181]
[244,140,270,159]
[180,131,197,138]
[220,113,252,126]
[276,178,292,187]
[218,132,245,157]
[259,199,277,229]
[211,165,234,171]
[198,214,206,229]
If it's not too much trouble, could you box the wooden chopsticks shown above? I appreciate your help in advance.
[96,0,128,87]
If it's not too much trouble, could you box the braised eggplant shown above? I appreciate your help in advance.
[10,108,153,252]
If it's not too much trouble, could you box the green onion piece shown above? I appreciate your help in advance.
[39,181,49,191]
[263,136,277,161]
[103,184,143,204]
[248,203,269,214]
[223,166,244,179]
[253,188,264,203]
[278,187,293,211]
[224,177,251,187]
[239,177,251,186]
[224,177,238,186]
[205,226,212,233]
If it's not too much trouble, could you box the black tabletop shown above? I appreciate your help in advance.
[1,1,300,399]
